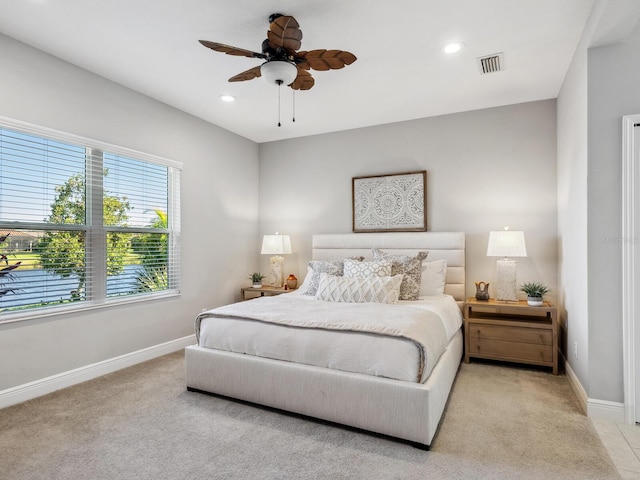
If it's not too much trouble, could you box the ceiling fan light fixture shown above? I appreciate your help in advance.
[261,60,297,86]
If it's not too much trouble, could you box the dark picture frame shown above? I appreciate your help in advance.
[352,170,427,233]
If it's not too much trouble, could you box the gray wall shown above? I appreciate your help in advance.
[259,100,559,305]
[587,36,640,402]
[0,34,260,390]
[556,0,640,408]
[556,7,591,394]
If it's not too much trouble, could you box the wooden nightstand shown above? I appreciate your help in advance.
[463,297,558,375]
[241,286,291,301]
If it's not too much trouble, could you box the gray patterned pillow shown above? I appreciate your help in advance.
[302,260,343,296]
[300,257,365,296]
[343,258,392,278]
[315,273,403,304]
[372,249,429,300]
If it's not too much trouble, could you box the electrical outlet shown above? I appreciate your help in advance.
[573,341,578,360]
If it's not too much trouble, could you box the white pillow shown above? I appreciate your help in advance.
[419,259,448,296]
[315,273,403,304]
[296,266,314,294]
[343,258,392,278]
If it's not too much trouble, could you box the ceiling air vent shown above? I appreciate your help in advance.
[477,53,504,74]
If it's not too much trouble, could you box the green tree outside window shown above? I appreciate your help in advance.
[37,172,131,299]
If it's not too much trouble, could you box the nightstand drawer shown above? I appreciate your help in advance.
[463,298,558,374]
[469,324,552,346]
[469,339,553,363]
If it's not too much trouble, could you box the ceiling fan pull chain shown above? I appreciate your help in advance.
[292,91,296,123]
[277,80,282,127]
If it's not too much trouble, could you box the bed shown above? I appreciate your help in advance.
[185,232,465,448]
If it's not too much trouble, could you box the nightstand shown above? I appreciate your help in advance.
[241,286,291,301]
[463,297,558,375]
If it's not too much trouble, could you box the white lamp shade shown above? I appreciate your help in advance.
[261,234,292,255]
[486,230,527,258]
[260,61,298,86]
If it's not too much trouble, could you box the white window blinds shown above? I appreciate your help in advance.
[0,119,181,321]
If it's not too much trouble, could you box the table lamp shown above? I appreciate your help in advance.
[261,232,292,288]
[486,228,527,301]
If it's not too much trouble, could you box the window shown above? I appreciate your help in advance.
[0,118,181,321]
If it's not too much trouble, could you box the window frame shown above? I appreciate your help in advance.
[0,116,182,324]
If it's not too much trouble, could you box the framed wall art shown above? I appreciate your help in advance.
[352,170,427,233]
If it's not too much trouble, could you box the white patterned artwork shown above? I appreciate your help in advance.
[352,171,427,232]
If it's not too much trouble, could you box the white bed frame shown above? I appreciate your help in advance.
[185,232,465,448]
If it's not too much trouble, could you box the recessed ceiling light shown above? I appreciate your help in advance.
[219,94,236,102]
[444,42,464,54]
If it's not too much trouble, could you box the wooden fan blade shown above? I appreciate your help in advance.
[267,15,302,53]
[295,49,357,71]
[229,65,262,82]
[290,68,314,90]
[199,40,265,59]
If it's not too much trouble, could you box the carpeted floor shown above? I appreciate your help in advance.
[0,351,620,479]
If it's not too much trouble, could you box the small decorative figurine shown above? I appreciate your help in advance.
[286,274,298,290]
[475,281,490,301]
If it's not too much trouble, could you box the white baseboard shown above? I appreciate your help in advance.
[588,398,626,423]
[565,359,588,414]
[565,358,625,423]
[0,335,196,410]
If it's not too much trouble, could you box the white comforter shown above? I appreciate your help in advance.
[196,293,462,383]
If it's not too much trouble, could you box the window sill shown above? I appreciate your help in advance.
[0,290,181,325]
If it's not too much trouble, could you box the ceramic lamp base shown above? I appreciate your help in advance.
[269,255,284,288]
[495,259,518,301]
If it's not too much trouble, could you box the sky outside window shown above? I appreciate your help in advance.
[0,129,84,224]
[0,129,168,226]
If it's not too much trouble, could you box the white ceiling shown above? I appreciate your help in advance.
[0,0,601,143]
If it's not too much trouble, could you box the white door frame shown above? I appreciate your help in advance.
[622,114,640,424]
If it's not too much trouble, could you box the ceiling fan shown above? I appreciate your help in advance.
[199,13,357,91]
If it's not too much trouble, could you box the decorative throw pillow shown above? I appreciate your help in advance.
[301,260,343,296]
[301,257,365,296]
[296,266,315,295]
[343,258,392,278]
[419,259,448,296]
[315,273,403,304]
[372,249,429,300]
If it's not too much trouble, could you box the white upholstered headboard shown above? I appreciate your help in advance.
[312,232,466,302]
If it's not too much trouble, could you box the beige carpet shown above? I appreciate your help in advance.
[0,351,619,479]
